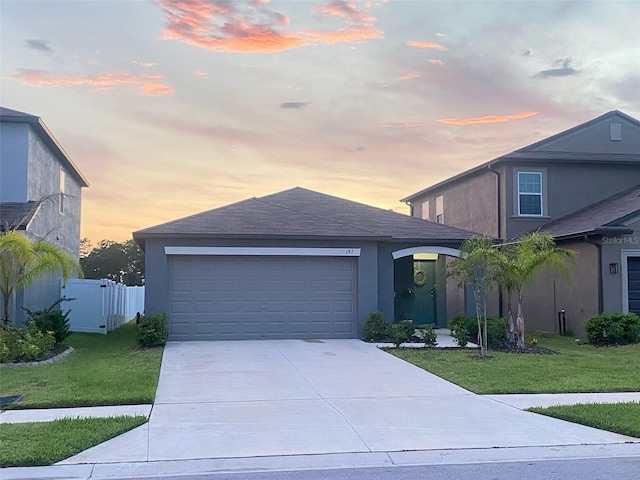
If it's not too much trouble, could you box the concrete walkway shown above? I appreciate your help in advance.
[2,338,639,479]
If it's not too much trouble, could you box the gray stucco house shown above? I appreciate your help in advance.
[133,188,477,341]
[402,110,640,336]
[0,106,89,325]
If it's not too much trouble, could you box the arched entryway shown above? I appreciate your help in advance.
[392,246,463,328]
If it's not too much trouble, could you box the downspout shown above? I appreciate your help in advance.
[487,164,503,317]
[585,236,603,313]
[487,164,501,239]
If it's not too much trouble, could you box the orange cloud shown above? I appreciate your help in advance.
[437,111,538,125]
[428,59,444,66]
[407,40,447,51]
[8,69,174,96]
[397,71,420,80]
[159,0,382,53]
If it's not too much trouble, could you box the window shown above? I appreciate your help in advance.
[421,200,430,220]
[59,168,66,214]
[436,195,444,224]
[517,172,542,216]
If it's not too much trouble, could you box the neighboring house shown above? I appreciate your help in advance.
[0,106,89,325]
[133,187,478,341]
[402,110,640,336]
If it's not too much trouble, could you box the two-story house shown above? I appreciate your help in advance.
[0,106,89,326]
[402,110,640,336]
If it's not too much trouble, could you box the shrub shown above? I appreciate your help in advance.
[364,311,390,342]
[585,312,640,345]
[136,313,168,348]
[389,321,415,347]
[448,314,507,348]
[0,323,55,363]
[448,314,473,347]
[417,324,438,347]
[24,298,71,344]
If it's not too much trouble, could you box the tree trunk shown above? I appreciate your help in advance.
[506,293,514,344]
[516,290,525,348]
[2,293,10,325]
[475,294,486,357]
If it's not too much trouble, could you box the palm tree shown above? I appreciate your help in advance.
[447,236,500,358]
[0,231,82,325]
[497,232,575,348]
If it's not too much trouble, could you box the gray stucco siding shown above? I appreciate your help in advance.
[505,163,640,239]
[410,170,500,238]
[23,128,83,256]
[0,123,29,203]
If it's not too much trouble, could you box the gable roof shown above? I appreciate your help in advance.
[537,184,640,239]
[0,107,89,188]
[0,201,39,231]
[401,110,640,203]
[133,187,479,247]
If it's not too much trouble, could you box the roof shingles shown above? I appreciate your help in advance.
[538,184,640,238]
[134,187,478,243]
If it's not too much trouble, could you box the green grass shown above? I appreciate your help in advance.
[0,416,147,467]
[388,334,640,394]
[529,402,640,438]
[0,322,163,408]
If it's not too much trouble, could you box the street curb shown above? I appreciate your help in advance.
[3,443,640,480]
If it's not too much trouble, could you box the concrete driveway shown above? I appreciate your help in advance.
[64,339,635,463]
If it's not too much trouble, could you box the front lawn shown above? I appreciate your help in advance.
[0,321,163,408]
[388,334,640,394]
[0,416,147,467]
[529,402,640,438]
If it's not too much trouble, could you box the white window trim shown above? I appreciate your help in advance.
[164,247,361,257]
[621,249,640,313]
[421,200,430,220]
[435,195,444,224]
[517,171,543,217]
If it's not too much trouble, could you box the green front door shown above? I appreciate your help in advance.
[413,260,436,325]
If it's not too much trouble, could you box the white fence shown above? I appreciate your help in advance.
[61,279,145,334]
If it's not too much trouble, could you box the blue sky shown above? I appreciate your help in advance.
[1,0,639,243]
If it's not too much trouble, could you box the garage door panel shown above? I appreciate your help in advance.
[168,255,356,340]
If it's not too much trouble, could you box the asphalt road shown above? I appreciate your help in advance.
[115,456,640,480]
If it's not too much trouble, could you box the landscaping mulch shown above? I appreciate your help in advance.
[490,341,557,355]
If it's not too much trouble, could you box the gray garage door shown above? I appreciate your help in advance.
[168,255,357,340]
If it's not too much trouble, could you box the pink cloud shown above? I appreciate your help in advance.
[437,111,538,126]
[159,0,382,53]
[397,71,420,80]
[382,122,422,129]
[193,70,208,78]
[407,40,447,51]
[8,68,174,96]
[428,59,444,66]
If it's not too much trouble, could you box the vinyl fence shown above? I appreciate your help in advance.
[61,279,145,334]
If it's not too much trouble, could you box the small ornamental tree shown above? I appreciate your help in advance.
[0,231,82,325]
[447,237,500,358]
[496,232,575,348]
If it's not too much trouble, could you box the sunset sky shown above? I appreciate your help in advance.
[1,0,639,245]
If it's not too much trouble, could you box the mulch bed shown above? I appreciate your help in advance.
[489,341,557,354]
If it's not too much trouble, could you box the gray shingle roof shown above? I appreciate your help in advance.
[0,201,39,231]
[537,184,640,239]
[134,187,479,244]
[0,106,89,188]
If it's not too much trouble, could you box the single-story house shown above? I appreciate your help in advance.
[133,187,478,341]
